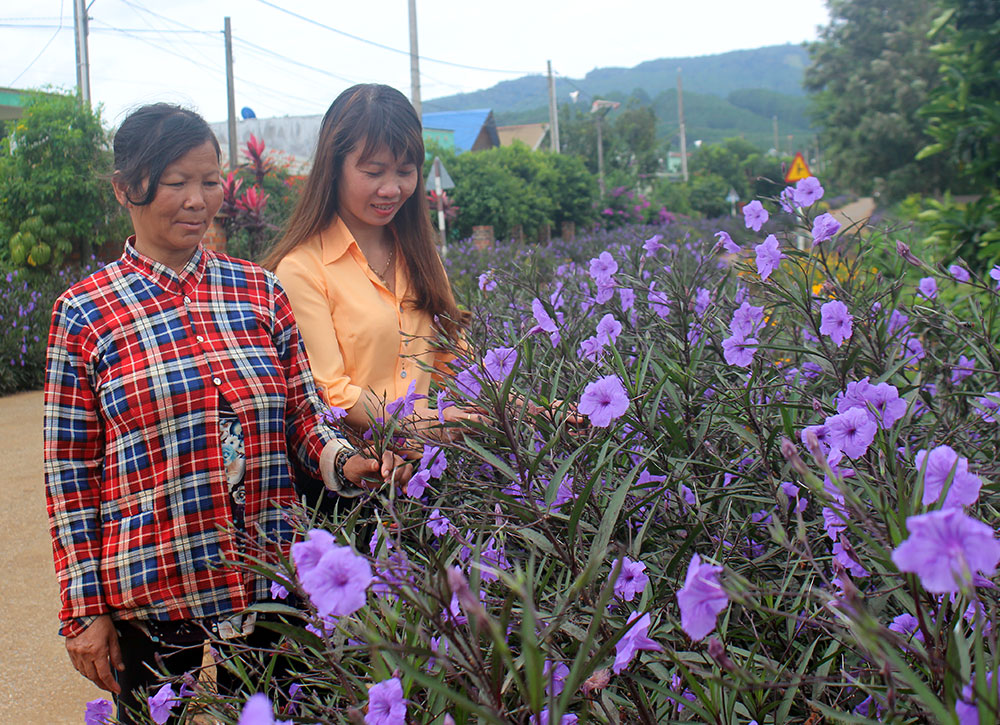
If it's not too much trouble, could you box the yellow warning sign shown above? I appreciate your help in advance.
[785,152,812,183]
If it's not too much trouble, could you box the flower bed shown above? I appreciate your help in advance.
[96,180,1000,724]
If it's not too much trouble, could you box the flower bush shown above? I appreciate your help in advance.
[93,177,1000,723]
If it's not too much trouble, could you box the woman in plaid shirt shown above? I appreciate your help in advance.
[43,103,408,721]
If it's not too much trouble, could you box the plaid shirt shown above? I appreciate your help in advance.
[44,240,345,637]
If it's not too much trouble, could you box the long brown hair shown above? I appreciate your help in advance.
[262,84,465,340]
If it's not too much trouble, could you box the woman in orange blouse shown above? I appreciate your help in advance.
[262,84,472,435]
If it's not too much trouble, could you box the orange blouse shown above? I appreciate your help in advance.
[275,215,451,412]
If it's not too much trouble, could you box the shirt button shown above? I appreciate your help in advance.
[183,296,192,304]
[400,370,407,378]
[212,376,222,386]
[196,335,205,343]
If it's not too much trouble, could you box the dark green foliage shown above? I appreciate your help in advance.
[916,0,1000,268]
[447,143,597,240]
[805,0,955,199]
[0,91,119,268]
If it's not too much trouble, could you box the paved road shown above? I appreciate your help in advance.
[1,390,105,723]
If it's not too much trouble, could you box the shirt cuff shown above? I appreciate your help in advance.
[61,615,101,638]
[319,439,369,498]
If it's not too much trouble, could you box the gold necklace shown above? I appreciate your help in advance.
[368,245,394,285]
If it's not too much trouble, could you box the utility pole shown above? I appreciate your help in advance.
[73,0,91,106]
[677,68,688,183]
[408,0,422,117]
[772,115,779,155]
[224,17,238,172]
[547,60,560,153]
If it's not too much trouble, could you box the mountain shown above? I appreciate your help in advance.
[423,44,815,150]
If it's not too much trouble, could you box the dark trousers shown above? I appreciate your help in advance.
[113,621,286,725]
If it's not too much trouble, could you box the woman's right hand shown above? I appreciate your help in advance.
[65,614,124,694]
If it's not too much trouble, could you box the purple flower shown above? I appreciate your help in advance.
[455,369,481,399]
[530,298,559,337]
[792,176,824,207]
[535,710,578,725]
[676,554,729,641]
[578,336,603,362]
[323,405,348,424]
[865,382,907,429]
[589,251,618,281]
[754,234,784,281]
[595,313,623,345]
[730,301,764,337]
[543,660,570,696]
[915,445,982,508]
[427,508,451,537]
[613,611,663,673]
[918,277,938,300]
[295,541,373,618]
[148,683,178,725]
[480,536,509,582]
[619,287,635,312]
[811,213,841,244]
[903,336,925,364]
[270,580,289,600]
[951,355,975,385]
[420,445,448,478]
[478,271,497,292]
[594,277,616,304]
[84,699,114,725]
[386,379,422,418]
[991,265,1000,288]
[610,557,649,601]
[482,346,518,381]
[579,375,629,427]
[648,285,670,318]
[406,469,431,498]
[891,509,1000,593]
[819,300,853,347]
[950,264,970,283]
[365,677,407,725]
[643,234,664,256]
[694,287,712,316]
[238,693,286,725]
[291,528,336,577]
[722,334,758,367]
[825,407,876,458]
[743,200,768,232]
[714,230,740,254]
[888,612,924,643]
[972,392,1000,422]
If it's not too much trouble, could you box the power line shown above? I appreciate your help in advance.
[8,0,64,86]
[232,35,363,86]
[254,0,536,75]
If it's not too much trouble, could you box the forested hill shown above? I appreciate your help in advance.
[423,44,814,150]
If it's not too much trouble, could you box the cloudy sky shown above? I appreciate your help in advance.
[2,0,830,125]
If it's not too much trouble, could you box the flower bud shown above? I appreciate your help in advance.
[780,437,809,476]
[896,240,922,266]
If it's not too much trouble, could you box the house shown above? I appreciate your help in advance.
[420,109,499,153]
[496,122,550,151]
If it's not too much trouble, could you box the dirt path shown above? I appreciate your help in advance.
[1,390,105,723]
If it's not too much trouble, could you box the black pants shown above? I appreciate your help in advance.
[113,620,285,725]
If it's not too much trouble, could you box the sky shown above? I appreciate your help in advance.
[1,0,830,125]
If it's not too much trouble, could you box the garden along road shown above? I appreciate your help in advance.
[0,390,105,722]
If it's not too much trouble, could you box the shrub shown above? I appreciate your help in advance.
[0,90,118,268]
[84,177,1000,723]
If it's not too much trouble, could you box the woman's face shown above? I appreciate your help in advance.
[113,140,223,270]
[337,142,418,239]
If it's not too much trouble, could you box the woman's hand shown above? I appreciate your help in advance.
[343,449,412,489]
[65,614,124,694]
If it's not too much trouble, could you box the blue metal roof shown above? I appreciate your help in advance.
[422,109,496,152]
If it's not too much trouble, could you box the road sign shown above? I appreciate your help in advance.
[425,156,454,191]
[784,152,812,183]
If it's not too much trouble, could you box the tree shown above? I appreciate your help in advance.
[805,0,954,199]
[0,91,119,268]
[916,0,1000,265]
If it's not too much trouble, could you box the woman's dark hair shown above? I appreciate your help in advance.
[113,103,221,206]
[262,84,465,340]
